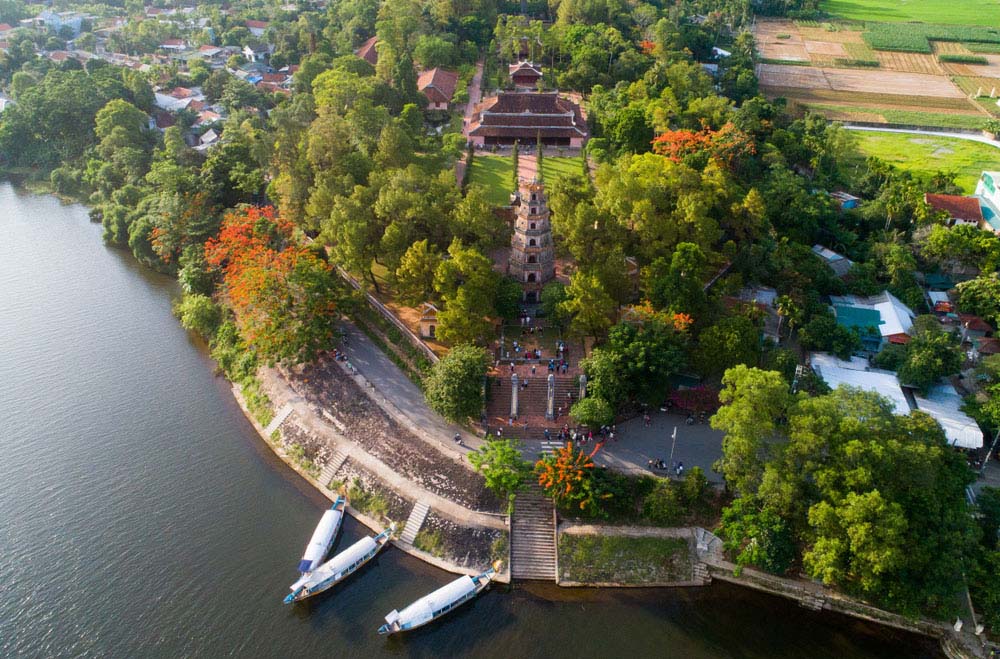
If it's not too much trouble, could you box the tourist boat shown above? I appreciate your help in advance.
[296,496,346,575]
[377,563,499,635]
[284,525,394,604]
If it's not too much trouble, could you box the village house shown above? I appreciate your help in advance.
[467,92,588,148]
[243,43,270,63]
[159,38,187,52]
[809,352,982,449]
[925,193,986,229]
[417,68,458,110]
[245,20,269,38]
[812,244,853,278]
[829,291,915,352]
[508,61,542,89]
[355,36,378,66]
[34,10,85,37]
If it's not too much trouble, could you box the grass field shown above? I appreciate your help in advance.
[848,131,1000,192]
[820,0,1000,26]
[469,155,583,206]
[467,155,514,206]
[803,103,988,129]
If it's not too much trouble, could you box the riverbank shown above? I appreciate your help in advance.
[231,363,511,583]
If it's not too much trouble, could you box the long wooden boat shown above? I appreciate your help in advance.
[377,564,498,635]
[296,496,346,574]
[284,525,394,604]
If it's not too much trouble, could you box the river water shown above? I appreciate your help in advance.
[0,183,942,658]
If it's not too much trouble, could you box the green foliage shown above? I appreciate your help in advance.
[540,282,570,330]
[570,397,614,428]
[423,344,489,422]
[797,312,862,359]
[560,270,616,339]
[348,479,390,521]
[642,478,683,526]
[468,438,531,500]
[394,239,441,305]
[863,23,1000,54]
[938,54,989,64]
[693,315,761,378]
[955,274,1000,326]
[711,366,792,497]
[173,293,222,340]
[895,318,963,394]
[719,496,796,575]
[558,533,692,584]
[413,528,445,555]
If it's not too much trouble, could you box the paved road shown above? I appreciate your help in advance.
[596,410,725,484]
[843,124,1000,149]
[339,322,484,454]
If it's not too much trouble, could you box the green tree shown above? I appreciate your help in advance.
[797,313,861,359]
[693,315,761,378]
[719,496,795,575]
[896,318,962,394]
[173,293,222,340]
[394,239,440,305]
[570,397,614,428]
[955,274,1000,326]
[540,282,571,330]
[424,344,490,422]
[469,438,531,503]
[560,270,616,339]
[711,366,791,496]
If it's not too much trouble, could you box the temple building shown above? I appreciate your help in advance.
[508,61,542,89]
[508,179,556,303]
[467,92,588,147]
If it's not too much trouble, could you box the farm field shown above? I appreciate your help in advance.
[819,0,1000,25]
[848,131,1000,192]
[755,18,1000,129]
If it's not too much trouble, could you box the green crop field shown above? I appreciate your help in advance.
[820,0,1000,26]
[848,131,1000,192]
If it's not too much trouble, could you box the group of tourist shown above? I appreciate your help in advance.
[648,459,684,476]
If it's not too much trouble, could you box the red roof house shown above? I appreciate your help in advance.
[417,68,459,110]
[925,193,985,229]
[355,36,378,66]
[508,61,542,88]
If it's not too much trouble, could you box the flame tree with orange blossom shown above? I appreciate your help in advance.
[205,206,348,366]
[535,442,611,515]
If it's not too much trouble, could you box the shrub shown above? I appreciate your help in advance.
[642,478,683,526]
[570,397,614,428]
[173,293,222,340]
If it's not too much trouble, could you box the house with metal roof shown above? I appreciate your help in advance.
[809,352,983,449]
[830,291,916,350]
[812,244,853,278]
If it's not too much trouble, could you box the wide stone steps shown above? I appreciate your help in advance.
[510,484,556,581]
[319,450,347,489]
[399,500,430,545]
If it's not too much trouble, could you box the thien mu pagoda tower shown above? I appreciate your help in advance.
[508,179,555,303]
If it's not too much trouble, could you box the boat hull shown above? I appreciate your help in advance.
[378,570,494,635]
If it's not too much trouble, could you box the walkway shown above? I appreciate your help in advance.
[596,411,725,484]
[339,321,484,454]
[261,367,505,531]
[843,124,1000,149]
[461,59,484,141]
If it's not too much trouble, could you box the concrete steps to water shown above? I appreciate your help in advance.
[399,501,430,545]
[319,450,347,489]
[510,484,556,581]
[263,403,295,436]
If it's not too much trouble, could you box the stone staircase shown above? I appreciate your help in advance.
[263,403,295,436]
[318,450,347,489]
[399,501,430,545]
[510,483,557,581]
[485,375,580,439]
[799,592,826,611]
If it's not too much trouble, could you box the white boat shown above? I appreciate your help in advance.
[285,525,394,604]
[297,496,346,574]
[377,564,498,634]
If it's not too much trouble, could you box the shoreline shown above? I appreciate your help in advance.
[229,378,511,583]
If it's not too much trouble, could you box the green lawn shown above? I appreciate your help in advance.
[558,533,692,584]
[541,156,586,185]
[849,131,1000,192]
[468,155,586,207]
[805,104,990,130]
[467,155,515,206]
[820,0,1000,25]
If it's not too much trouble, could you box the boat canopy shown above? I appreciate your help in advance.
[298,503,343,573]
[391,576,477,627]
[297,536,377,590]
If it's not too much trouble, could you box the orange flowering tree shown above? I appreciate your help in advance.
[536,443,610,515]
[205,206,344,366]
[652,122,755,170]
